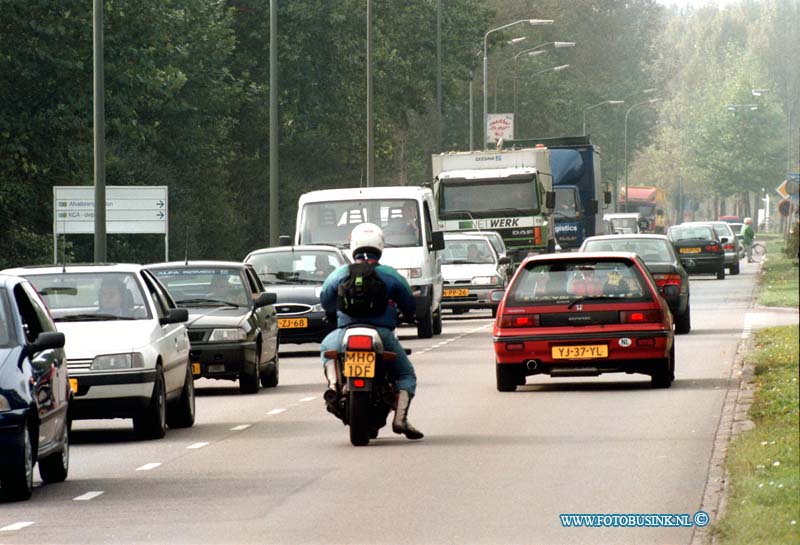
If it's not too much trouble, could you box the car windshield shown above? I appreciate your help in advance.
[710,223,733,238]
[506,259,650,306]
[152,268,250,307]
[670,226,715,241]
[464,232,505,256]
[443,238,496,265]
[554,187,579,219]
[26,272,151,321]
[609,217,639,233]
[583,238,673,264]
[439,175,539,216]
[246,251,346,285]
[299,199,422,248]
[0,292,13,347]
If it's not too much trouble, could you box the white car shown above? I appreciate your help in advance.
[2,264,195,439]
[441,233,511,318]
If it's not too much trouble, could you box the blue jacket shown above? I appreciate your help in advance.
[320,258,416,330]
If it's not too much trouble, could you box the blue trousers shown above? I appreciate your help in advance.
[320,327,417,396]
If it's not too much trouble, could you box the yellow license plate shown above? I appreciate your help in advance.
[278,317,308,329]
[679,247,702,254]
[191,363,201,376]
[444,288,469,297]
[343,351,376,378]
[551,344,608,360]
[69,378,78,393]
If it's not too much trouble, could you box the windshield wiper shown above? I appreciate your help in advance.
[176,298,240,307]
[56,313,135,321]
[567,296,609,309]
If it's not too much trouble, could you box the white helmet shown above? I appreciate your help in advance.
[350,222,385,258]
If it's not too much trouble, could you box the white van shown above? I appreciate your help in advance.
[295,186,445,338]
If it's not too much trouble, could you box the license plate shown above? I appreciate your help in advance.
[343,351,376,378]
[278,317,308,329]
[208,364,225,373]
[679,247,702,254]
[551,344,608,360]
[191,363,201,376]
[69,378,78,393]
[444,288,469,297]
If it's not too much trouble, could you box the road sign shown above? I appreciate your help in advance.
[53,186,168,234]
[486,113,514,144]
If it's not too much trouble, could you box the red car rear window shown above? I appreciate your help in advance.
[506,258,652,306]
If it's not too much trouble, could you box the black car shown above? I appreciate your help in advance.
[0,274,70,501]
[244,245,350,344]
[579,234,691,334]
[667,224,726,280]
[147,262,279,394]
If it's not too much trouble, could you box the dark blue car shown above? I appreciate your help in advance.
[0,274,70,501]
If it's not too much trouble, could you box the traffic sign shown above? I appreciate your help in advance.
[53,186,168,234]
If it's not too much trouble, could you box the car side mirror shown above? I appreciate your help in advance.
[430,231,445,251]
[255,292,277,308]
[720,236,729,243]
[498,256,512,265]
[604,191,612,205]
[161,308,189,325]
[661,285,679,299]
[591,200,599,214]
[25,331,65,357]
[545,191,556,210]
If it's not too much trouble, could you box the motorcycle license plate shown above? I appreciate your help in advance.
[444,288,469,297]
[551,344,608,360]
[343,351,376,378]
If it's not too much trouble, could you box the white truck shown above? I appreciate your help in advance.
[294,186,445,338]
[430,147,556,263]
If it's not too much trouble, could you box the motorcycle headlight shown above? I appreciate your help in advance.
[209,328,247,342]
[0,394,11,412]
[472,276,500,285]
[91,353,144,370]
[396,268,422,279]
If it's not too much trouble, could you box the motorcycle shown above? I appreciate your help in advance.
[322,325,398,446]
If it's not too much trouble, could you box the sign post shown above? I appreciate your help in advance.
[53,186,169,262]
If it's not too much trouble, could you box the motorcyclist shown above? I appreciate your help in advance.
[319,222,423,440]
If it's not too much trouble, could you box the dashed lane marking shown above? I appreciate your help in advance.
[299,396,316,402]
[136,462,162,471]
[268,408,286,415]
[187,442,209,449]
[230,424,251,431]
[74,491,104,501]
[1,522,35,531]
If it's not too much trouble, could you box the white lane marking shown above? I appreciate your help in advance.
[186,442,209,449]
[1,522,35,531]
[230,424,251,431]
[74,491,104,501]
[268,408,286,415]
[299,396,316,402]
[136,462,162,471]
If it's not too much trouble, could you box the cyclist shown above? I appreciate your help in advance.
[742,217,755,263]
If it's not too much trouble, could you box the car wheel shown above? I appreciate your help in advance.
[675,302,691,335]
[167,363,196,429]
[239,353,261,394]
[417,306,434,339]
[134,368,167,439]
[432,305,443,335]
[1,424,34,501]
[260,350,279,388]
[716,267,725,280]
[39,420,69,484]
[730,261,740,275]
[651,345,675,389]
[496,363,521,392]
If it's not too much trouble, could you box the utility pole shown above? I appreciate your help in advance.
[366,0,374,186]
[93,0,106,262]
[436,0,442,151]
[269,0,279,245]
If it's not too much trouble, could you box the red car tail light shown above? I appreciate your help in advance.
[620,310,662,323]
[499,314,540,327]
[652,274,681,287]
[723,243,734,251]
[353,379,366,388]
[704,244,721,252]
[346,335,373,350]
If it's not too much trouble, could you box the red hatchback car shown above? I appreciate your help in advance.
[493,252,675,391]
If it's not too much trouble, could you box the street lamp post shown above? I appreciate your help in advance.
[612,88,656,211]
[512,41,575,114]
[483,19,553,147]
[492,37,527,112]
[518,64,569,137]
[623,98,662,212]
[582,100,623,136]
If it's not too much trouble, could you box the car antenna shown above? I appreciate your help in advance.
[60,230,67,273]
[184,226,190,265]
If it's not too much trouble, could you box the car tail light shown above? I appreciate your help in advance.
[723,243,734,251]
[499,314,540,327]
[353,379,365,388]
[652,274,681,288]
[704,244,721,252]
[346,335,373,350]
[620,310,662,323]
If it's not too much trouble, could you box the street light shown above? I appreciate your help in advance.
[612,88,656,211]
[483,19,554,147]
[511,41,575,113]
[623,98,662,212]
[582,100,624,136]
[491,37,528,112]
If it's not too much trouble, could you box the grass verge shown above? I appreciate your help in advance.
[756,238,799,307]
[713,326,799,545]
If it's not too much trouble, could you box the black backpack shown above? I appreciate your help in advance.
[336,262,388,318]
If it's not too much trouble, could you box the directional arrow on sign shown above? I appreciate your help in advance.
[157,211,165,219]
[157,200,165,208]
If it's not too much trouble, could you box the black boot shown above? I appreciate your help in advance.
[392,390,424,440]
[323,360,340,415]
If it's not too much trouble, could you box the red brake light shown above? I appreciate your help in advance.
[346,335,373,350]
[499,314,540,327]
[620,310,661,323]
[704,244,721,252]
[353,379,365,388]
[652,274,681,287]
[723,243,734,251]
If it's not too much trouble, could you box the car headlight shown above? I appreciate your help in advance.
[396,268,422,279]
[472,276,500,285]
[91,353,145,371]
[0,393,10,412]
[209,328,247,342]
[310,303,323,313]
